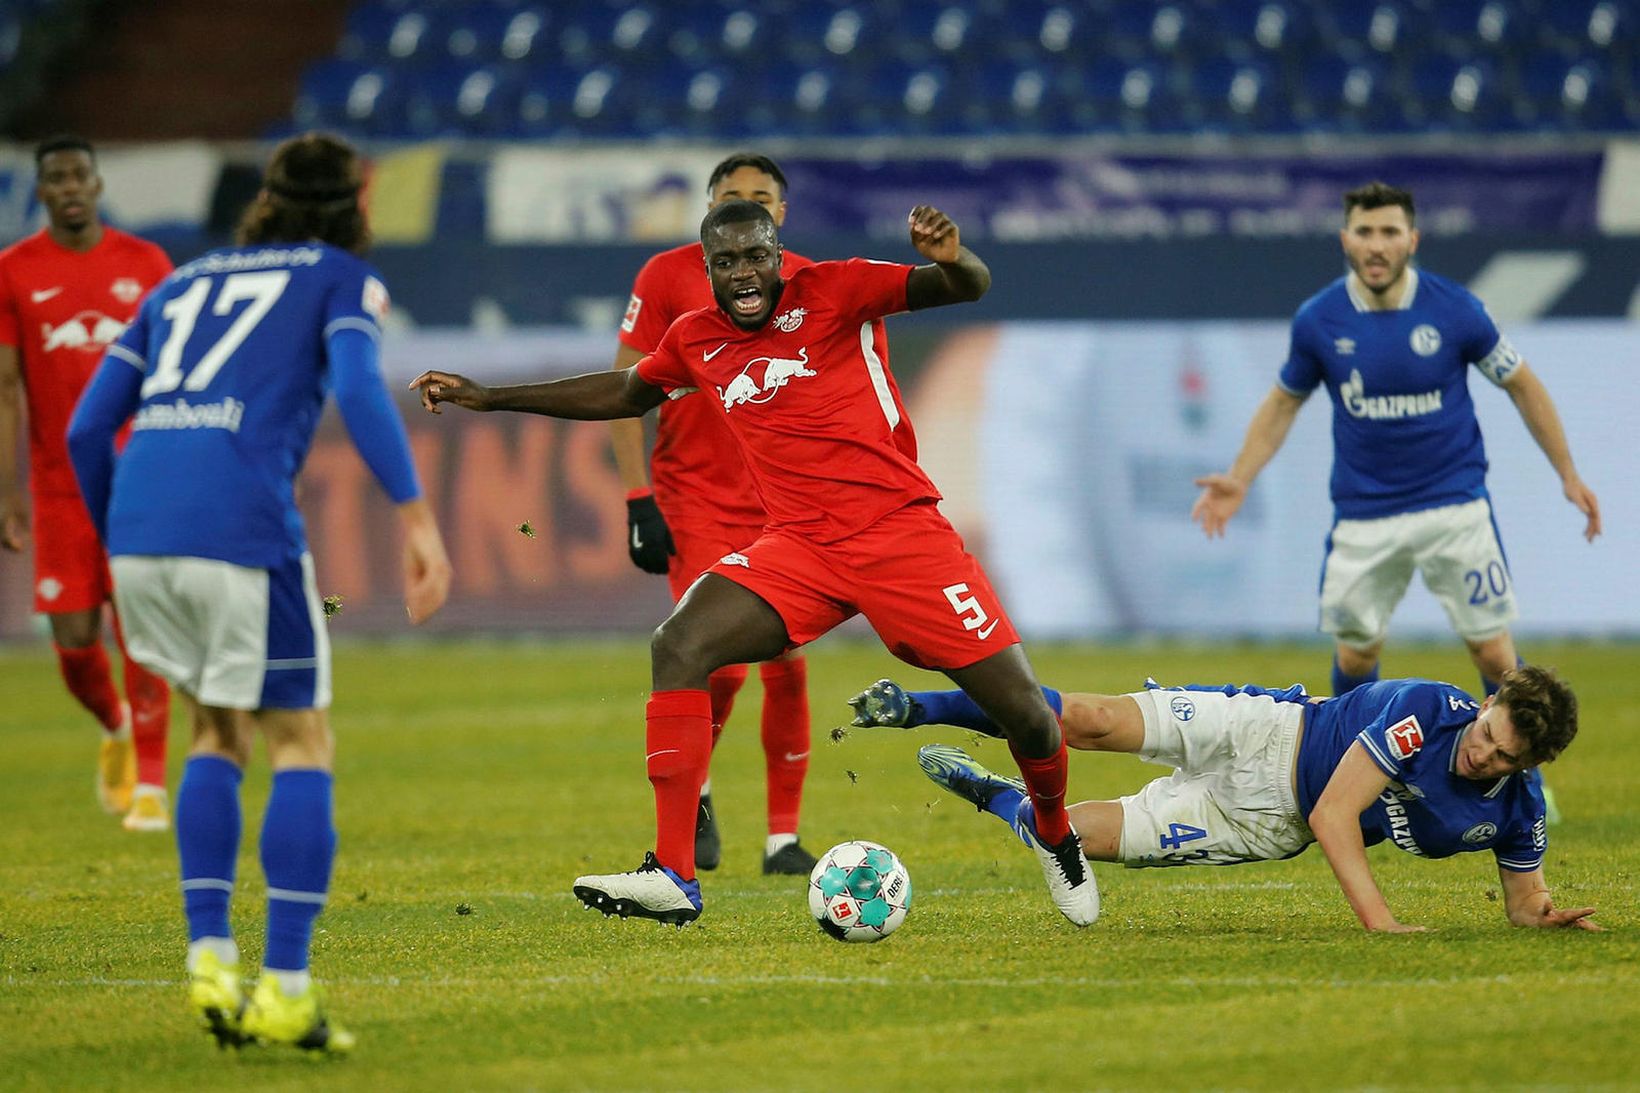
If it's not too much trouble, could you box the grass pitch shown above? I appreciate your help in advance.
[2,638,1636,1092]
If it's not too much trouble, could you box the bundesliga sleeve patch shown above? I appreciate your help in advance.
[621,294,642,333]
[1385,715,1424,760]
[1475,335,1522,386]
[362,276,390,324]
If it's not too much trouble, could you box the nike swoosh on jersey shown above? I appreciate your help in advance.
[31,287,63,303]
[976,618,1000,640]
[704,342,729,361]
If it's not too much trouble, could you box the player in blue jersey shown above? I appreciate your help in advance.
[1191,182,1601,710]
[849,666,1596,932]
[67,133,452,1053]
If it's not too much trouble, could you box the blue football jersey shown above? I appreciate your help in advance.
[1279,269,1524,520]
[97,244,395,567]
[1295,679,1548,872]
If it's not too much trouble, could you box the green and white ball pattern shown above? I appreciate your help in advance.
[807,840,912,943]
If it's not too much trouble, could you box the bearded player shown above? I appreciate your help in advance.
[0,136,174,830]
[413,201,1099,928]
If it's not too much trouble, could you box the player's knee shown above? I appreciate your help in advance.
[650,616,712,685]
[1062,696,1124,750]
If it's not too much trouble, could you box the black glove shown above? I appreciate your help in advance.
[626,492,675,574]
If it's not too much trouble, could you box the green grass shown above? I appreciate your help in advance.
[2,638,1637,1092]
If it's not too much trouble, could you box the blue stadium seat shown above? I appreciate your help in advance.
[1104,0,1201,59]
[1329,2,1426,57]
[1518,55,1630,132]
[892,1,983,64]
[1210,0,1314,57]
[439,3,549,63]
[782,5,877,64]
[737,62,845,138]
[1540,0,1634,52]
[856,63,961,136]
[1298,53,1399,133]
[968,60,1075,134]
[1406,55,1508,131]
[293,59,402,134]
[1189,57,1292,133]
[1431,0,1531,56]
[509,63,583,138]
[631,59,746,138]
[399,62,514,138]
[555,2,667,67]
[339,2,438,64]
[1076,56,1185,133]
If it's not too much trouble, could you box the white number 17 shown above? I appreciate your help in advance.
[141,270,290,397]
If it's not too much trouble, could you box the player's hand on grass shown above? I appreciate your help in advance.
[398,498,451,625]
[1190,473,1247,538]
[1563,475,1601,542]
[410,370,492,414]
[625,491,675,575]
[908,206,961,264]
[0,493,27,551]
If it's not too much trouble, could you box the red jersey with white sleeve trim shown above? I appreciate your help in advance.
[637,258,936,545]
[619,241,815,528]
[0,227,172,497]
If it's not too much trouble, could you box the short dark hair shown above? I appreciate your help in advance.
[1495,664,1578,765]
[235,132,370,254]
[1344,181,1415,225]
[707,153,788,198]
[700,199,775,244]
[35,135,96,169]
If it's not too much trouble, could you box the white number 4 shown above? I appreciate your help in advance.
[943,582,998,640]
[141,270,290,398]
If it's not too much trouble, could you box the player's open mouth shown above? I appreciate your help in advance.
[732,287,763,316]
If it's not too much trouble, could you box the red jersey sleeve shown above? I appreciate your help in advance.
[620,248,693,354]
[0,252,18,348]
[635,318,696,393]
[821,258,914,325]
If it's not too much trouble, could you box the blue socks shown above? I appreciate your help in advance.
[1331,656,1380,696]
[260,770,336,973]
[909,687,1064,736]
[177,755,243,943]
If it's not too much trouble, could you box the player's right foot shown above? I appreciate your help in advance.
[96,705,136,815]
[1016,800,1100,927]
[695,793,721,871]
[242,977,355,1055]
[847,679,923,728]
[918,744,1026,816]
[123,784,171,832]
[188,950,247,1049]
[573,852,703,925]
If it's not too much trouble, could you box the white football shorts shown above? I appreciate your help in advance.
[110,552,332,711]
[1117,687,1312,867]
[1318,497,1517,646]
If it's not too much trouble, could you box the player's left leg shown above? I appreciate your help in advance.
[759,651,816,874]
[110,608,172,831]
[849,681,1149,753]
[47,608,134,814]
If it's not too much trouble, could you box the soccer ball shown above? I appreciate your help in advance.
[807,840,912,943]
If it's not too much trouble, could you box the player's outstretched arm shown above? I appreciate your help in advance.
[411,366,665,421]
[1499,865,1602,930]
[607,342,674,575]
[1308,743,1427,933]
[397,497,451,625]
[905,205,991,310]
[1501,362,1602,542]
[0,345,28,551]
[1191,385,1306,538]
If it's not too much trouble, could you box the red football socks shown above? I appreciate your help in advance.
[759,656,810,835]
[646,689,713,878]
[1010,736,1071,845]
[706,664,748,750]
[54,642,123,732]
[112,614,170,787]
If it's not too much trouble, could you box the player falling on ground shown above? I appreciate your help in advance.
[1191,182,1600,713]
[0,136,174,830]
[849,666,1597,932]
[612,154,837,876]
[413,201,1099,928]
[68,132,452,1052]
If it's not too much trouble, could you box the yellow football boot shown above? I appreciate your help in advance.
[188,950,246,1049]
[243,977,356,1056]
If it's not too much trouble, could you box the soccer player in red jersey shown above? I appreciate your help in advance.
[0,136,175,830]
[611,154,840,876]
[412,201,1099,927]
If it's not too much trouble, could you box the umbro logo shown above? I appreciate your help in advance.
[1334,337,1355,355]
[31,287,62,303]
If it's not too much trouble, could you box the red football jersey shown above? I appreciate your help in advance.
[620,242,816,528]
[0,227,172,497]
[637,259,936,545]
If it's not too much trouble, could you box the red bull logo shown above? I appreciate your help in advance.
[716,347,816,411]
[41,311,126,353]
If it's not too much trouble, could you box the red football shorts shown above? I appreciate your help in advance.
[706,500,1019,671]
[31,491,113,614]
[667,519,766,604]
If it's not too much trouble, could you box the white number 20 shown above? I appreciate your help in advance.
[141,270,290,398]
